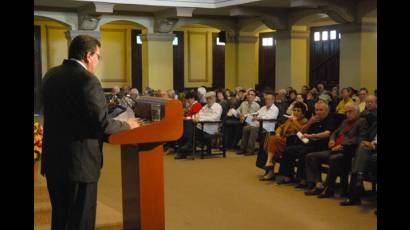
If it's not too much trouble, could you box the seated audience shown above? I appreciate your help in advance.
[329,86,341,114]
[301,85,310,100]
[260,102,308,181]
[238,91,279,155]
[167,89,177,99]
[360,95,377,127]
[197,87,207,105]
[274,89,289,125]
[286,94,308,116]
[336,88,354,114]
[317,83,329,98]
[232,89,260,153]
[340,122,377,206]
[277,100,335,188]
[216,89,229,119]
[159,89,168,98]
[177,92,222,158]
[304,90,317,118]
[304,102,367,197]
[357,88,368,112]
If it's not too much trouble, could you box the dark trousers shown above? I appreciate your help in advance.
[279,144,324,180]
[46,177,97,230]
[194,127,213,154]
[224,118,243,148]
[351,145,375,173]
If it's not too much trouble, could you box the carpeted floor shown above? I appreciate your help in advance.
[98,144,377,230]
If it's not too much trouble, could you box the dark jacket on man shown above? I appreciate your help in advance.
[330,117,368,147]
[41,59,130,183]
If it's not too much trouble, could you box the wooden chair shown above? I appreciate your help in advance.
[193,120,226,159]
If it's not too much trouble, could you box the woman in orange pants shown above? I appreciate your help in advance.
[261,102,308,180]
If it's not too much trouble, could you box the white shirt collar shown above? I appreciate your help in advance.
[69,58,87,70]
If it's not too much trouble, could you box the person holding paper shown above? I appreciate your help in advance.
[40,35,141,230]
[277,100,335,187]
[238,91,278,156]
[260,102,308,181]
[226,89,260,150]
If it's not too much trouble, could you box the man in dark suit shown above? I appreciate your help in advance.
[40,35,141,230]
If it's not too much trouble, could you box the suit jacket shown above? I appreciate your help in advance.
[330,117,368,147]
[40,60,130,183]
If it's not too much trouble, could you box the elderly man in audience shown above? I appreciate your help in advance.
[197,87,207,105]
[340,121,377,206]
[361,95,377,127]
[167,89,177,99]
[178,92,222,157]
[158,89,168,98]
[237,91,279,156]
[260,102,308,181]
[277,100,335,188]
[304,102,367,197]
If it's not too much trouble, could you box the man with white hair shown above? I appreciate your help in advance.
[176,91,222,158]
[167,89,177,99]
[197,87,207,105]
[278,100,335,188]
[304,102,367,197]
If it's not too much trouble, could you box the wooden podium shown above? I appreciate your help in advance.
[109,97,183,230]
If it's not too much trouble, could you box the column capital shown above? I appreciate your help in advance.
[274,30,309,40]
[141,33,175,42]
[233,35,258,43]
[338,22,376,33]
[65,30,101,41]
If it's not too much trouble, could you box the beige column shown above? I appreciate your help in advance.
[339,20,377,93]
[141,33,174,90]
[236,35,259,89]
[274,27,309,91]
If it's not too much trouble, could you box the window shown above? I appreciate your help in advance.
[330,30,336,40]
[262,37,273,46]
[136,35,142,44]
[172,36,178,46]
[322,31,328,41]
[339,33,341,39]
[314,32,320,41]
[216,37,225,46]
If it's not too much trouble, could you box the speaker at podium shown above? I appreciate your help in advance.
[109,96,183,230]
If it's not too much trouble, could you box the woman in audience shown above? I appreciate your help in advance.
[287,90,297,104]
[336,88,354,114]
[301,85,310,100]
[286,94,307,116]
[304,90,317,118]
[260,102,308,180]
[185,91,202,118]
[357,88,368,112]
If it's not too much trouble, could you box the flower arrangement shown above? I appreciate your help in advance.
[34,122,43,162]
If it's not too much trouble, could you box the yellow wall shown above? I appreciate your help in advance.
[360,31,377,93]
[174,25,220,88]
[142,39,174,90]
[34,18,69,76]
[98,21,147,88]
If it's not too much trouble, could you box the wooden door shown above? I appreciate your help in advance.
[173,31,184,92]
[131,30,143,92]
[258,32,276,91]
[310,25,340,89]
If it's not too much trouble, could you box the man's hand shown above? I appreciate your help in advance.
[309,115,320,124]
[331,145,343,152]
[303,133,315,139]
[240,114,245,123]
[127,117,142,129]
[361,141,375,150]
[328,140,336,148]
[252,115,259,122]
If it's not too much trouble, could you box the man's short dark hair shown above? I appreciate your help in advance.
[68,35,101,60]
[264,90,274,97]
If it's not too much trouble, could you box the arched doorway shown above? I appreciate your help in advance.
[97,20,147,92]
[173,23,226,91]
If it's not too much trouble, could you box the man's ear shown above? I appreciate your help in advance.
[84,52,92,64]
